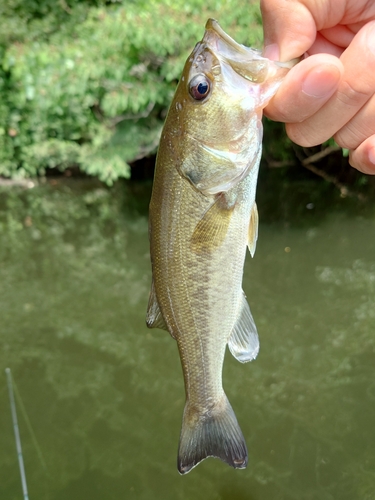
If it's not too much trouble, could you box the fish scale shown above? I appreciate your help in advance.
[147,19,295,474]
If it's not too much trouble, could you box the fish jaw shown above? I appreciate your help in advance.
[203,18,293,107]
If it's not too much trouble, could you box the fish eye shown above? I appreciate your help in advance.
[189,74,211,101]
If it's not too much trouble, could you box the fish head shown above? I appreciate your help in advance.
[166,19,295,194]
[172,19,291,145]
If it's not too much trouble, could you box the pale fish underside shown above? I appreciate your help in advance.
[147,19,295,474]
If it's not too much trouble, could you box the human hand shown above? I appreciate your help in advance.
[261,0,375,174]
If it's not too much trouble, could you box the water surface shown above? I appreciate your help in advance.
[0,180,374,500]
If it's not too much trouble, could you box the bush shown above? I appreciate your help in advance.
[0,0,263,184]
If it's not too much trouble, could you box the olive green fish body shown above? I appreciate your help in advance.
[147,19,293,474]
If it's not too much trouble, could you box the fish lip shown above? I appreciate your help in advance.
[204,18,300,70]
[205,18,252,57]
[202,18,273,84]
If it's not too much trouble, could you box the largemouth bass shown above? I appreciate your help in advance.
[147,19,294,474]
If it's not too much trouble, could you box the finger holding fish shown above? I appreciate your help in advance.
[283,22,375,148]
[263,3,375,175]
[264,54,343,125]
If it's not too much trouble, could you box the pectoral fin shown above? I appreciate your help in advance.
[146,280,168,331]
[228,292,259,363]
[247,202,258,258]
[190,194,235,254]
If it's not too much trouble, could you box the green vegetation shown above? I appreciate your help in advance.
[0,0,263,184]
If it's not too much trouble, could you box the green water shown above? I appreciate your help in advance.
[0,180,374,500]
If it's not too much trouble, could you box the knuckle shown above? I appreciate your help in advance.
[286,123,321,147]
[333,134,345,148]
[333,130,356,150]
[334,115,375,150]
[336,80,371,109]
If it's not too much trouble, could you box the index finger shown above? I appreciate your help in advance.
[261,0,317,60]
[264,54,343,123]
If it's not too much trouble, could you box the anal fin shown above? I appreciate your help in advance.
[228,292,259,363]
[248,202,258,258]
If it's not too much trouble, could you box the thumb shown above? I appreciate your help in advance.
[260,0,317,60]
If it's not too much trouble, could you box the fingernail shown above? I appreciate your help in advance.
[263,43,280,60]
[302,64,341,98]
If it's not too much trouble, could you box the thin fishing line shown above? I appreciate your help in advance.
[12,373,48,473]
[5,367,30,500]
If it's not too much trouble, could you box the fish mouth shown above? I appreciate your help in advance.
[204,19,253,57]
[203,19,272,83]
[203,19,299,81]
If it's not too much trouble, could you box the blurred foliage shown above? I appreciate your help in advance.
[0,0,263,184]
[262,121,375,202]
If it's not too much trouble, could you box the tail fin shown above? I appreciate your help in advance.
[177,394,248,474]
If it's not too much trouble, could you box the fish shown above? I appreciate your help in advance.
[146,19,295,474]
